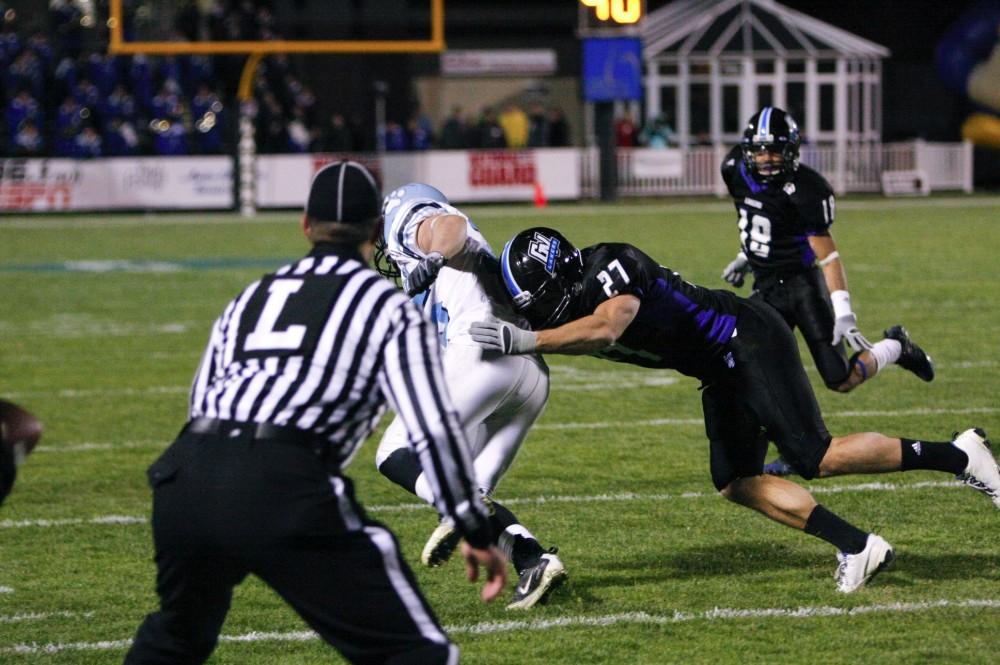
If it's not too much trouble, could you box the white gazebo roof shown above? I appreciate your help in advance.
[642,0,890,60]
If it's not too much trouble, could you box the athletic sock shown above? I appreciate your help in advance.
[491,500,545,572]
[803,504,869,554]
[869,339,901,371]
[900,438,968,474]
[378,448,422,495]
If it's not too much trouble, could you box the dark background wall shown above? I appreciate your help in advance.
[274,0,986,146]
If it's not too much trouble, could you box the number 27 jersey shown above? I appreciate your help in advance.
[570,243,740,380]
[720,145,836,277]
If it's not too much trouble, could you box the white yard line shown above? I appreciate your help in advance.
[448,598,1000,635]
[1,598,997,654]
[533,405,999,431]
[0,587,13,594]
[34,441,164,454]
[0,479,966,529]
[2,196,997,230]
[23,402,1000,455]
[0,611,94,624]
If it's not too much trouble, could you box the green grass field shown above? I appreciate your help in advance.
[1,196,999,664]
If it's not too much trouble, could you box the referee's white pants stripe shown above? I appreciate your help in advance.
[363,525,449,646]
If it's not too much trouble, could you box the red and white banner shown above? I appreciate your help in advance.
[0,157,232,212]
[255,149,581,208]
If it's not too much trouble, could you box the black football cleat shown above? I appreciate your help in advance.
[506,550,567,610]
[884,325,934,382]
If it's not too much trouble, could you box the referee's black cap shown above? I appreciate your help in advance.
[305,160,381,224]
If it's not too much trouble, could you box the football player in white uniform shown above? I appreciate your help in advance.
[374,183,566,609]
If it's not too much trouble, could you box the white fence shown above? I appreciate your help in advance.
[0,141,972,213]
[797,141,973,193]
[583,141,974,198]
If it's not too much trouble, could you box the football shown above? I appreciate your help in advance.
[0,399,43,456]
[1,399,42,502]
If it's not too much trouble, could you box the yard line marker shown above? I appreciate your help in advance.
[2,196,996,231]
[0,515,148,529]
[0,587,13,594]
[0,611,94,624]
[448,598,1000,635]
[534,406,1000,431]
[35,441,164,454]
[2,598,998,654]
[0,480,965,528]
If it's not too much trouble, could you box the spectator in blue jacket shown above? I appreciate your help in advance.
[13,120,44,156]
[73,124,102,158]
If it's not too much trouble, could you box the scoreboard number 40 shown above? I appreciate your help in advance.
[581,0,643,24]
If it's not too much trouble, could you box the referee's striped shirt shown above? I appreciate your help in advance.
[189,242,491,547]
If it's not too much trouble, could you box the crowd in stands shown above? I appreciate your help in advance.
[1,3,227,159]
[2,1,574,159]
[380,102,571,152]
[614,110,678,148]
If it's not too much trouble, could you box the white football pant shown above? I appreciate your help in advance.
[376,344,549,502]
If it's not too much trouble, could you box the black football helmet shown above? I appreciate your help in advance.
[500,227,584,329]
[741,107,801,182]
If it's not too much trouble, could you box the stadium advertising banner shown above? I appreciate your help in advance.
[0,157,233,212]
[256,149,581,208]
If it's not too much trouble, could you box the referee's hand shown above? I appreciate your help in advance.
[461,542,508,603]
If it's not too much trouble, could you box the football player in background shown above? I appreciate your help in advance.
[472,227,1000,593]
[374,183,566,609]
[719,107,935,475]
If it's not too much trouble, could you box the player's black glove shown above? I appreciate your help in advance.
[405,251,446,296]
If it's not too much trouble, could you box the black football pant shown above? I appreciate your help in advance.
[704,297,832,487]
[752,267,852,389]
[124,425,457,665]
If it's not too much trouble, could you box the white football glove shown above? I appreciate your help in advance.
[469,318,536,354]
[830,290,872,351]
[721,252,750,288]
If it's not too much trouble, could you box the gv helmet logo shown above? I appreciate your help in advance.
[527,232,560,275]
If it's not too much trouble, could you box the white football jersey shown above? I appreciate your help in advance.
[383,195,526,347]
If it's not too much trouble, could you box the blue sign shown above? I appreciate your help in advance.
[582,37,643,102]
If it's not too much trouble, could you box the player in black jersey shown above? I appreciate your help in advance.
[720,107,935,475]
[471,227,1000,593]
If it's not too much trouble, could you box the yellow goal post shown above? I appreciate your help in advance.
[106,0,447,216]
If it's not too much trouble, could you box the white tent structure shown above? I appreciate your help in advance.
[642,0,889,152]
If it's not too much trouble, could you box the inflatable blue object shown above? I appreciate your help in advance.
[936,1,1000,94]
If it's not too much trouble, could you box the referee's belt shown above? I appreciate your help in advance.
[185,417,318,449]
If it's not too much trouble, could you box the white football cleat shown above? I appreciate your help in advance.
[835,534,895,593]
[507,551,567,610]
[420,518,461,568]
[952,428,1000,509]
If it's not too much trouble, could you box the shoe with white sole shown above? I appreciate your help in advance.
[506,551,567,610]
[421,518,461,567]
[952,428,1000,509]
[835,534,895,593]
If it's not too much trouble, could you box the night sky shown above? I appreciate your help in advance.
[763,0,980,63]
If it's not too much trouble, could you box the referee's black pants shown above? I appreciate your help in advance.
[124,423,457,665]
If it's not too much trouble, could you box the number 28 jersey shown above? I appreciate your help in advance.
[720,146,836,277]
[570,243,740,380]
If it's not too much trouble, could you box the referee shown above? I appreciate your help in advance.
[125,161,506,665]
